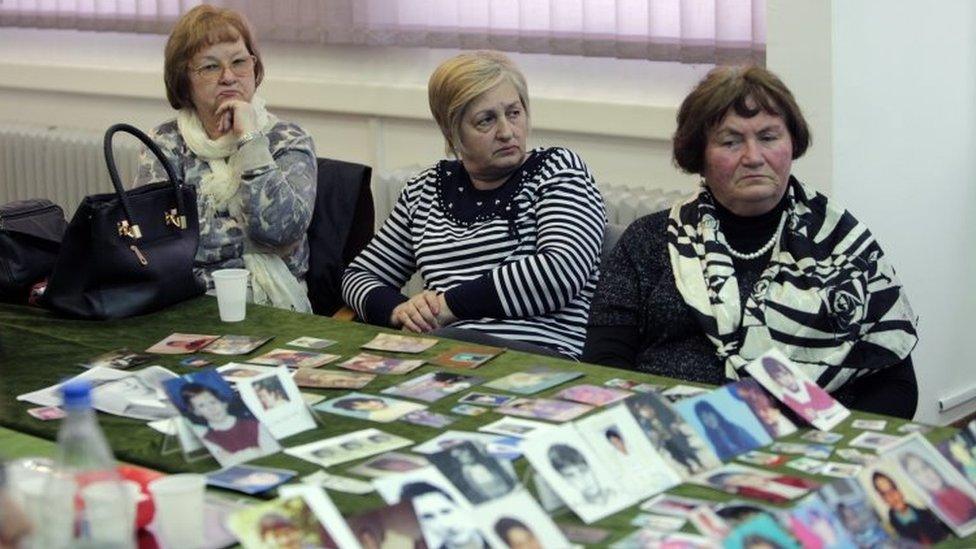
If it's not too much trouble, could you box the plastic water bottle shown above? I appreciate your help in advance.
[39,380,134,549]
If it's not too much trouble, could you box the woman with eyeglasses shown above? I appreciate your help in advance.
[136,5,316,312]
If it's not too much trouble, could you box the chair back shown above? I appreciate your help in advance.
[306,157,374,315]
[601,222,627,268]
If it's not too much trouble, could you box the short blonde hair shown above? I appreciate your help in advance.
[428,51,529,156]
[164,5,264,110]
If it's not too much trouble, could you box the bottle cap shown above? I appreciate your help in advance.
[61,379,93,410]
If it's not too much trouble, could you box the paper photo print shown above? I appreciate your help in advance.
[859,458,951,545]
[348,452,429,478]
[249,348,340,369]
[886,433,976,537]
[674,386,772,462]
[286,428,412,468]
[18,366,179,421]
[205,464,296,495]
[216,363,280,385]
[575,405,681,501]
[938,418,976,487]
[373,468,486,549]
[345,500,426,549]
[237,368,316,440]
[381,371,485,403]
[226,494,337,548]
[338,353,425,375]
[314,392,425,423]
[623,392,720,478]
[428,441,516,504]
[495,397,593,422]
[162,369,280,467]
[692,463,818,505]
[785,494,857,549]
[727,378,797,439]
[554,384,632,407]
[520,423,637,524]
[145,333,219,354]
[292,368,375,390]
[361,333,438,353]
[477,491,571,549]
[744,349,850,431]
[723,513,801,549]
[429,344,503,369]
[478,416,554,439]
[817,477,896,549]
[80,348,153,370]
[483,366,584,395]
[201,335,272,356]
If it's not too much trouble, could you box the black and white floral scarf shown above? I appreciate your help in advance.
[667,177,918,392]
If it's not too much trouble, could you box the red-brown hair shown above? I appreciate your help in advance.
[163,5,264,110]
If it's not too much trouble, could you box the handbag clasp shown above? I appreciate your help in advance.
[117,220,142,239]
[164,209,187,230]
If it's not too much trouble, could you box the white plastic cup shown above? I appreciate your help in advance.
[148,474,206,549]
[211,268,249,322]
[80,480,139,546]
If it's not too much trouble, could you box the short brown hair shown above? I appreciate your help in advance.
[672,65,810,175]
[428,51,529,157]
[163,5,264,110]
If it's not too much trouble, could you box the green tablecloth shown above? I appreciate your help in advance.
[0,298,969,546]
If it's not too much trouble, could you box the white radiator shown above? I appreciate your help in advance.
[0,123,141,216]
[371,166,689,229]
[0,122,686,227]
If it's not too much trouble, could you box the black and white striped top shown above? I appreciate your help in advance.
[342,147,606,359]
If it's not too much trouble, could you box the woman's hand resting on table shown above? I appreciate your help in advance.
[390,290,457,333]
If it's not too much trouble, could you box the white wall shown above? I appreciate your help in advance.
[769,0,976,425]
[0,28,706,191]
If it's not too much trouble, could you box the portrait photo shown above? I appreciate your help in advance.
[286,428,412,468]
[858,459,951,545]
[314,392,426,423]
[817,477,896,549]
[575,405,680,501]
[349,452,430,478]
[744,349,850,431]
[361,332,438,353]
[483,366,583,395]
[345,500,427,549]
[477,491,570,549]
[785,494,857,549]
[292,367,375,390]
[237,368,316,440]
[338,353,425,375]
[623,392,720,478]
[938,418,976,487]
[887,433,976,537]
[382,371,485,403]
[674,386,772,462]
[430,344,503,369]
[249,348,340,369]
[723,513,801,549]
[161,368,280,467]
[692,463,817,505]
[727,378,797,439]
[145,332,219,354]
[520,423,637,524]
[428,441,516,504]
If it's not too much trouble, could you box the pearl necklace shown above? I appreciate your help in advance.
[725,212,787,260]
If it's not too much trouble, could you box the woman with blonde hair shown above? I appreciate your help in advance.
[136,5,316,312]
[343,51,605,359]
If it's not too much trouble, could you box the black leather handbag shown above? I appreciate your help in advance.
[42,123,204,319]
[0,198,67,304]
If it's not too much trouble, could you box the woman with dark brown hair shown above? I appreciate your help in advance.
[585,65,918,418]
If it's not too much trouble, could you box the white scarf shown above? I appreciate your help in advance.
[177,96,312,313]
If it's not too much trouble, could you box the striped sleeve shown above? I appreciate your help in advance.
[341,171,428,325]
[451,149,605,319]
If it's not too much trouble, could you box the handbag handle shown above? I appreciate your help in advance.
[103,123,186,238]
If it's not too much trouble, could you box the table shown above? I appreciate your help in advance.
[0,297,969,546]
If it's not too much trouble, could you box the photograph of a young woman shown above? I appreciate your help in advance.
[868,470,949,544]
[167,371,279,467]
[692,400,761,461]
[899,451,976,533]
[757,356,847,429]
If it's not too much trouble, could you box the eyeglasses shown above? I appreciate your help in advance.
[190,54,255,81]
